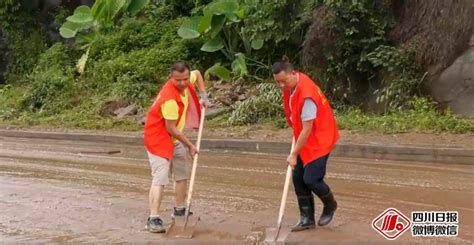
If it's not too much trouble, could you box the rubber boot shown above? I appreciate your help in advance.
[317,190,337,226]
[291,195,316,232]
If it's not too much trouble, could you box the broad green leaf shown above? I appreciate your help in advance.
[127,0,149,16]
[226,13,241,22]
[210,15,225,38]
[205,64,231,81]
[198,14,212,33]
[231,53,248,77]
[91,0,126,25]
[108,0,127,20]
[91,0,105,17]
[122,0,132,12]
[67,5,93,23]
[201,36,224,52]
[208,0,239,15]
[203,4,213,17]
[59,27,77,38]
[76,32,97,48]
[178,16,202,39]
[251,38,264,50]
[59,21,83,38]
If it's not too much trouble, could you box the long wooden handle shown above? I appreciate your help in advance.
[185,107,206,215]
[277,138,296,226]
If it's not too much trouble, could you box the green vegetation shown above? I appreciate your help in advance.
[176,0,317,81]
[1,13,189,129]
[335,98,474,134]
[59,0,151,74]
[228,83,283,126]
[225,84,473,133]
[0,0,472,134]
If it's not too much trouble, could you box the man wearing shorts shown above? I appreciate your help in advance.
[143,61,208,233]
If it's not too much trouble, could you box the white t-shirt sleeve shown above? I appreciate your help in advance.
[301,98,317,121]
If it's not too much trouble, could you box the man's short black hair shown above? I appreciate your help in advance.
[272,61,293,74]
[171,60,190,73]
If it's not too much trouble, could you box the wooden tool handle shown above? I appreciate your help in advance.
[277,138,296,226]
[185,107,206,215]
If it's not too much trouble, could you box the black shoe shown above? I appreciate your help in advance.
[291,196,316,232]
[146,217,165,233]
[171,207,193,219]
[317,190,337,226]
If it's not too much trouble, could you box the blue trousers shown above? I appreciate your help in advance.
[292,154,331,198]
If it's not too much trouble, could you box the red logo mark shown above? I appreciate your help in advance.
[372,208,411,240]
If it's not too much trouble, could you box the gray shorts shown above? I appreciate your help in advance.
[147,142,191,186]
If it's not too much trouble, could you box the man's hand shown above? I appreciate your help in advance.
[288,120,312,169]
[199,91,210,108]
[188,144,199,158]
[287,153,297,169]
[199,99,210,108]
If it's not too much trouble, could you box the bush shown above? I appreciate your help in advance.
[84,19,190,107]
[228,83,284,125]
[4,31,48,83]
[29,43,76,73]
[0,84,24,120]
[88,42,187,86]
[89,18,177,60]
[21,67,76,113]
[20,43,77,113]
[367,45,423,110]
[7,17,193,123]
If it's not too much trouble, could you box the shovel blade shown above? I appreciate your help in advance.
[166,215,200,239]
[263,227,291,244]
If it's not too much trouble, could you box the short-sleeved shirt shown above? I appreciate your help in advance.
[301,98,317,121]
[161,71,198,141]
[289,75,317,122]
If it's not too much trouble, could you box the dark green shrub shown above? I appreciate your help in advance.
[20,43,77,112]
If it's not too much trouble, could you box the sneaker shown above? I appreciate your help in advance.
[146,217,165,233]
[171,207,193,219]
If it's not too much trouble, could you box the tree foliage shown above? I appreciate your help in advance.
[59,0,150,74]
[177,0,318,81]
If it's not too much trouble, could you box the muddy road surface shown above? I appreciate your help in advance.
[0,136,472,244]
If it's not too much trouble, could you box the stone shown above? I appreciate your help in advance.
[115,105,138,118]
[99,99,128,117]
[428,35,474,118]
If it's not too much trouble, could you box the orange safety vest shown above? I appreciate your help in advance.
[283,71,339,166]
[144,79,201,160]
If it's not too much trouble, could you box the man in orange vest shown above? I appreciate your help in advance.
[143,61,208,233]
[272,60,339,231]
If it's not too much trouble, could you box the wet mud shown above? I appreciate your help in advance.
[0,136,472,243]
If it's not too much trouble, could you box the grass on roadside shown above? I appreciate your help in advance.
[1,84,473,133]
[335,98,474,134]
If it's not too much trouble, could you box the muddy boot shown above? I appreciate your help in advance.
[317,190,337,226]
[291,196,316,232]
[146,216,165,233]
[171,207,193,219]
